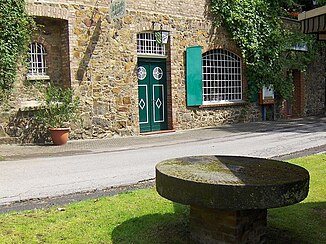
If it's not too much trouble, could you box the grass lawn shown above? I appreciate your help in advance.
[267,154,326,243]
[0,154,325,243]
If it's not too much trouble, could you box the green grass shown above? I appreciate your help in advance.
[267,154,326,243]
[0,189,189,243]
[0,155,4,161]
[0,154,325,243]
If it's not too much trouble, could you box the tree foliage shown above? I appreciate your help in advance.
[0,0,32,100]
[211,0,322,100]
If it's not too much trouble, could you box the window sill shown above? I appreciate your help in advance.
[199,101,247,108]
[19,100,44,111]
[26,75,50,81]
[137,54,168,59]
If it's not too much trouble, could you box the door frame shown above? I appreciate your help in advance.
[137,58,169,133]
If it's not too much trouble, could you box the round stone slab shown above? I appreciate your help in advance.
[156,155,309,210]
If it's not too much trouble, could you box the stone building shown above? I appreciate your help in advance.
[0,0,324,143]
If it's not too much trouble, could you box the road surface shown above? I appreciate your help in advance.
[0,117,325,207]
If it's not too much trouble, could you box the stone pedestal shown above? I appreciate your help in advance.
[190,206,267,244]
[156,155,310,244]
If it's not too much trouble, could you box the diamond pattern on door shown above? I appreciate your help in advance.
[155,98,162,109]
[139,99,146,110]
[138,84,148,124]
[153,84,165,123]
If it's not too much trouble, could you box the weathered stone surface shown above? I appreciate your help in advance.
[156,155,309,210]
[0,1,324,144]
[0,126,8,137]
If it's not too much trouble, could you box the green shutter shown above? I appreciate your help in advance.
[186,46,203,106]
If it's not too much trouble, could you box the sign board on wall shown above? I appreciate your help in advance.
[110,0,126,19]
[291,43,308,52]
[259,85,274,105]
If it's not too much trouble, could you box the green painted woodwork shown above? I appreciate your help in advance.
[138,58,168,133]
[153,84,164,124]
[186,46,203,106]
[138,84,148,123]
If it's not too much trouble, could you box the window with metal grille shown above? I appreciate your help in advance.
[28,42,48,77]
[137,32,166,56]
[202,49,242,104]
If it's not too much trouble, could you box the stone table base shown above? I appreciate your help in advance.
[190,206,267,244]
[156,156,309,243]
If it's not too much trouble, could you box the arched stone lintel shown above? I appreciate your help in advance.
[26,3,69,20]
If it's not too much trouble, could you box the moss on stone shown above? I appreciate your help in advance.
[156,155,310,209]
[157,155,309,185]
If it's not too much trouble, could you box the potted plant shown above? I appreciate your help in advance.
[35,82,80,145]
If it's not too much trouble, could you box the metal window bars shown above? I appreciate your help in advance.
[28,42,48,76]
[137,32,166,56]
[202,49,242,103]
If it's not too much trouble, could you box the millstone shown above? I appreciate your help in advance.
[156,155,309,210]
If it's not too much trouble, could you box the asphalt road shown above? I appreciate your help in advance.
[0,117,326,212]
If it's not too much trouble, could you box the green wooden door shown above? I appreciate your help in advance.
[138,58,168,133]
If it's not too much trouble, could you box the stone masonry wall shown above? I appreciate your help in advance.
[67,4,260,138]
[15,1,326,143]
[127,0,209,19]
[0,0,261,143]
[282,18,326,117]
[0,14,71,143]
[32,17,69,84]
[70,6,139,138]
[304,49,326,116]
[166,15,260,129]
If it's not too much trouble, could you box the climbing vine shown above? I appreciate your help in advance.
[0,0,33,101]
[211,0,322,100]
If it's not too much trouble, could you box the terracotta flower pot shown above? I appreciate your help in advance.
[288,11,300,17]
[48,128,70,145]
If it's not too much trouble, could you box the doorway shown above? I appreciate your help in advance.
[137,58,168,133]
[284,69,304,118]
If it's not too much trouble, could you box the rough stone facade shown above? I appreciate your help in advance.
[0,0,324,143]
[304,49,326,115]
[30,16,71,86]
[281,18,326,118]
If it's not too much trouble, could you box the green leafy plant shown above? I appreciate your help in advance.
[317,0,326,5]
[0,0,33,102]
[35,83,80,128]
[210,0,322,101]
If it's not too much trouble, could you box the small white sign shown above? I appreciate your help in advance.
[260,85,274,105]
[263,85,274,99]
[291,43,308,52]
[162,31,169,44]
[110,0,126,19]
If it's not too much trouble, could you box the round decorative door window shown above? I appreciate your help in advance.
[153,67,163,80]
[137,66,147,80]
